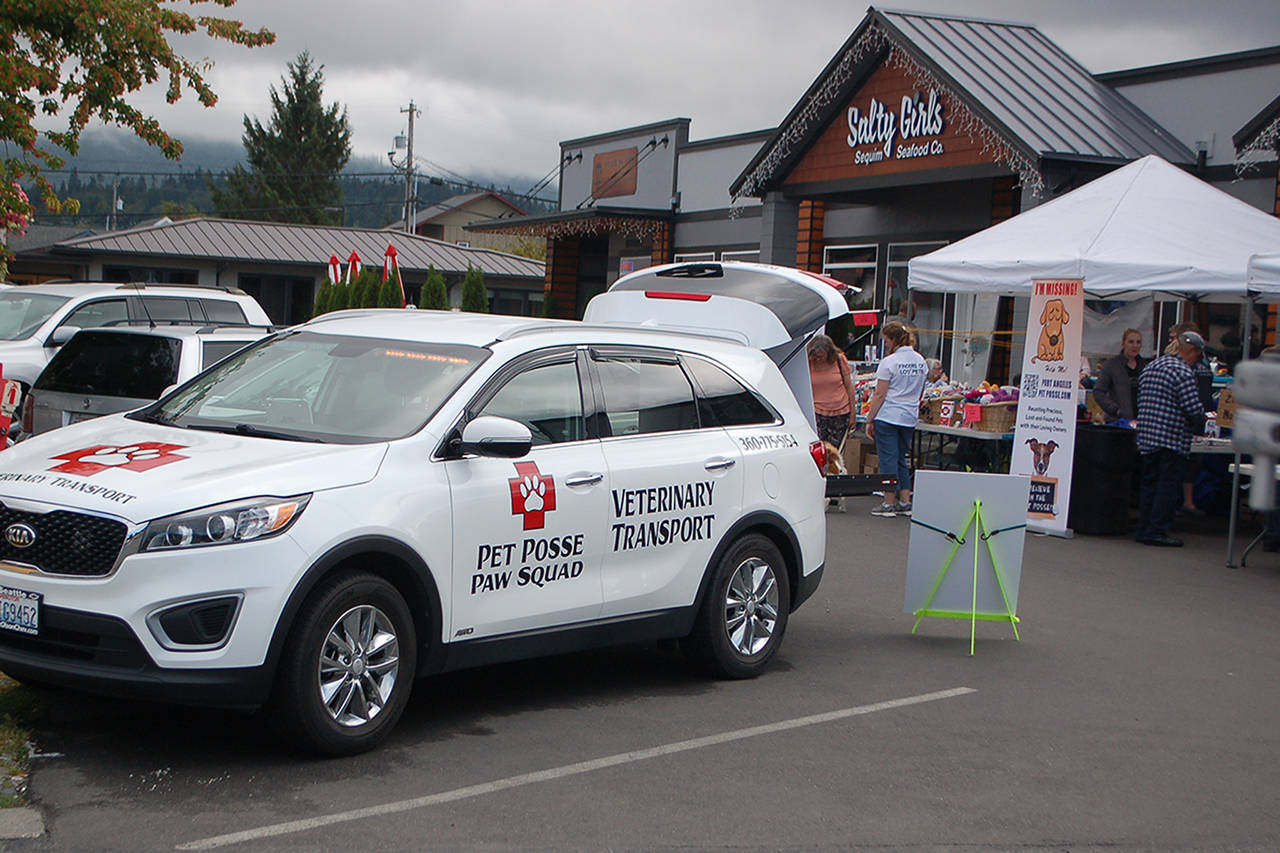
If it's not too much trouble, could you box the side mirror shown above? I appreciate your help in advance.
[47,326,78,347]
[459,415,532,458]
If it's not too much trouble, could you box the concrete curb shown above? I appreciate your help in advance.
[0,806,43,838]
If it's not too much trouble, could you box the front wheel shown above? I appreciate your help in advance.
[683,534,790,679]
[269,571,417,756]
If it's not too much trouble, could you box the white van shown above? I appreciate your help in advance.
[0,262,847,755]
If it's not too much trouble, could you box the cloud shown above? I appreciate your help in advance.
[84,0,1280,183]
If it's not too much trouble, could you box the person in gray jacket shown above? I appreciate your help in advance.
[1093,328,1148,422]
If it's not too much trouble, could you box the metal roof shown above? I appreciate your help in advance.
[875,8,1193,163]
[732,6,1194,197]
[385,191,528,231]
[52,217,544,280]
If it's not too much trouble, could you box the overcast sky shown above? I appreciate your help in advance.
[124,0,1280,190]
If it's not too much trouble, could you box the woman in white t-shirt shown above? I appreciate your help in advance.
[864,321,928,517]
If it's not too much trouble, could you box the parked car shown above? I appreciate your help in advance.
[0,283,271,418]
[0,262,847,756]
[22,325,274,437]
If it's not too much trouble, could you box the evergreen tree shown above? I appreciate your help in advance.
[313,281,332,316]
[461,266,488,313]
[377,273,403,308]
[211,51,351,225]
[352,268,381,308]
[419,265,448,310]
[329,280,350,311]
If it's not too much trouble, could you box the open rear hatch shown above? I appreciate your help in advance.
[583,261,852,427]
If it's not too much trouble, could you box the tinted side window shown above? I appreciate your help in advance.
[478,360,584,446]
[201,299,248,323]
[684,356,777,427]
[35,332,180,398]
[595,356,698,436]
[201,340,252,367]
[140,297,194,321]
[60,299,127,330]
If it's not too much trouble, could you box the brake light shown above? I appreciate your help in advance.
[643,291,711,301]
[809,440,826,474]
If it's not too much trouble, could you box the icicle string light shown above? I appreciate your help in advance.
[1234,115,1280,179]
[730,24,1044,214]
[481,216,665,241]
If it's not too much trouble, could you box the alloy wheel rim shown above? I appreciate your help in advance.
[723,556,779,656]
[317,604,400,727]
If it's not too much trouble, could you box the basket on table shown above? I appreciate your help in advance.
[973,401,1018,433]
[922,396,962,426]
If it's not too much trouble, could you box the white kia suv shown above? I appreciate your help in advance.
[0,262,845,755]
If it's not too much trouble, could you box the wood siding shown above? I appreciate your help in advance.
[796,200,825,271]
[785,59,997,187]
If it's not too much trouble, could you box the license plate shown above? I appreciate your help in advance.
[0,585,40,636]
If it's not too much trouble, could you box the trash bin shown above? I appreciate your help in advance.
[1069,423,1138,535]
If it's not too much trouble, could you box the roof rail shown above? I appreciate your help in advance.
[497,320,747,346]
[95,319,275,331]
[112,282,249,295]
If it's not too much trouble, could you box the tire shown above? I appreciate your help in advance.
[269,571,417,756]
[682,533,790,679]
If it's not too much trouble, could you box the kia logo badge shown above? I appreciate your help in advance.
[4,524,36,549]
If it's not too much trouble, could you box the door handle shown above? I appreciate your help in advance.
[704,458,737,471]
[564,472,604,487]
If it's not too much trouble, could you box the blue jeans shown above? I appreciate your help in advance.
[873,420,914,494]
[1136,449,1186,540]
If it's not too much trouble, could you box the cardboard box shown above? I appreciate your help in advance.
[1217,387,1236,428]
[842,437,867,474]
[862,453,878,474]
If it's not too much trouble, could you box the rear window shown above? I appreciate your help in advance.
[0,292,69,341]
[35,331,180,399]
[200,299,248,323]
[201,340,253,367]
[683,356,777,427]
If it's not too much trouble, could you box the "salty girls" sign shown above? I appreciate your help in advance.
[846,90,946,165]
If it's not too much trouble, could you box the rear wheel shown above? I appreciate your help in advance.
[270,571,417,756]
[683,534,790,678]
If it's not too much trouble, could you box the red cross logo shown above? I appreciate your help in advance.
[49,443,189,477]
[509,461,556,530]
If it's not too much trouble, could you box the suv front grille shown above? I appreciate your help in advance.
[0,506,127,576]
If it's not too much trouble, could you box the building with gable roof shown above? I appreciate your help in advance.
[472,7,1280,382]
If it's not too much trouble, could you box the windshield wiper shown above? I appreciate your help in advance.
[185,422,322,443]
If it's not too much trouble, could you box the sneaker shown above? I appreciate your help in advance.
[871,503,897,517]
[894,502,913,517]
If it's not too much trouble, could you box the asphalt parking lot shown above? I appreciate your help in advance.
[5,498,1280,852]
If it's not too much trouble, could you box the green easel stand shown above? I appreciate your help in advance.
[909,498,1023,655]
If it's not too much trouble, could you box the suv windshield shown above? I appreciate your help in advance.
[35,330,180,398]
[133,330,488,443]
[0,293,70,341]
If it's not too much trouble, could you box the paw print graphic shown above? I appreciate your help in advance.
[520,474,546,512]
[81,445,166,468]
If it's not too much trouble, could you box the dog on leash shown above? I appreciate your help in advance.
[823,440,848,512]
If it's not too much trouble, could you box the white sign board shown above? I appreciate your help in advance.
[904,471,1029,622]
[1009,279,1085,535]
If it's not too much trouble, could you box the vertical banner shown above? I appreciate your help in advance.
[1009,279,1084,535]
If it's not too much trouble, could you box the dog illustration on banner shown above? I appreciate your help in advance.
[1025,438,1058,476]
[1034,298,1070,362]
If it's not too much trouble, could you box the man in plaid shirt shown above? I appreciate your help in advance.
[1134,331,1208,546]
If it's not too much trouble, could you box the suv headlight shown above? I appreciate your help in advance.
[141,495,311,552]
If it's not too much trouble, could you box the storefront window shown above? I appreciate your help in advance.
[673,252,715,263]
[888,242,948,359]
[822,245,878,313]
[720,250,760,263]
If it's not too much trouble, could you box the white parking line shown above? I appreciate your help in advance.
[177,686,975,850]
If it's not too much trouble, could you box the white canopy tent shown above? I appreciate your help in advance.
[1248,253,1280,295]
[908,155,1280,303]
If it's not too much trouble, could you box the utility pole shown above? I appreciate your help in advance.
[400,101,421,234]
[109,176,119,231]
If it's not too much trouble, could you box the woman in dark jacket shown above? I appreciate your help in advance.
[1093,328,1148,422]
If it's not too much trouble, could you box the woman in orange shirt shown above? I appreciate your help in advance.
[807,334,855,450]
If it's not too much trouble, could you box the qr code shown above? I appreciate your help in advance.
[1022,374,1039,398]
